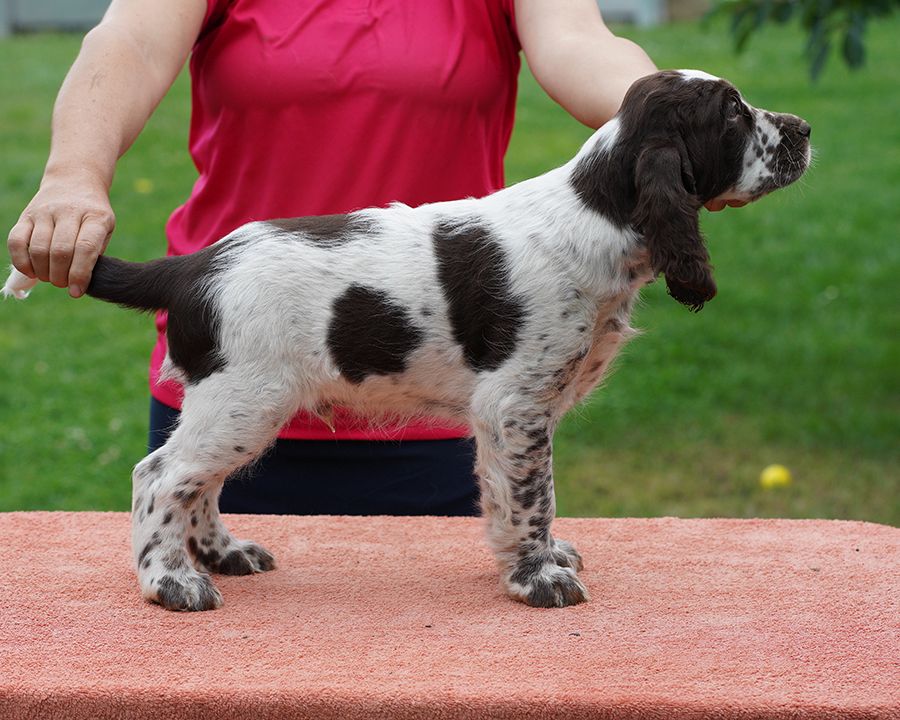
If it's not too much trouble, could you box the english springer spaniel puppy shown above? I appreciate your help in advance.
[5,70,811,611]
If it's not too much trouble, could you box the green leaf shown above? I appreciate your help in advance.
[801,0,832,29]
[810,37,831,80]
[805,14,827,53]
[772,0,795,23]
[730,4,759,52]
[842,12,866,67]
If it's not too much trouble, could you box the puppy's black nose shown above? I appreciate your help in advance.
[798,120,811,138]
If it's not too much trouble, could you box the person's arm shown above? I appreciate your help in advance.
[515,0,656,129]
[7,0,207,297]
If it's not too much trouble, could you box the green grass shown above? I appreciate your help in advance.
[1,20,898,522]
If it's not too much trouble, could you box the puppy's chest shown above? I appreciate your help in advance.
[563,290,642,404]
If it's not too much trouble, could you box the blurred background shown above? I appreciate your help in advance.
[1,1,897,523]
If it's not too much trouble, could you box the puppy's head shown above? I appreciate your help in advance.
[576,69,811,311]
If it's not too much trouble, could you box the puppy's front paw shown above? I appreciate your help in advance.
[551,537,584,571]
[149,570,224,612]
[188,535,276,575]
[505,557,588,608]
[214,541,276,575]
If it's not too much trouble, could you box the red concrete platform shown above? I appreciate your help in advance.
[0,512,897,719]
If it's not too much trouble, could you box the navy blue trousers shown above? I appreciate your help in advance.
[148,398,480,516]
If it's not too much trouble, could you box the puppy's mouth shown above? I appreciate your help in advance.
[771,136,812,189]
[717,135,811,205]
[765,113,813,190]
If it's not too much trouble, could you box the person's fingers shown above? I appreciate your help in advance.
[27,217,55,282]
[68,216,112,298]
[7,217,36,277]
[48,214,81,288]
[705,198,751,211]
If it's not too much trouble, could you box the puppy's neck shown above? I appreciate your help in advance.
[479,144,644,295]
[567,117,639,230]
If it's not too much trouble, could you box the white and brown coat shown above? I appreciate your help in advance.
[4,70,811,611]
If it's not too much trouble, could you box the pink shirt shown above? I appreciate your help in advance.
[151,0,521,440]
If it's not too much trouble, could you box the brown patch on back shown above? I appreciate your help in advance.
[266,214,373,247]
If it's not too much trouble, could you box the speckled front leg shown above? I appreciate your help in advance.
[187,487,275,576]
[471,387,588,608]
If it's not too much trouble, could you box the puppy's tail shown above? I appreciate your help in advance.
[2,267,39,299]
[4,257,182,310]
[86,254,188,311]
[5,246,219,310]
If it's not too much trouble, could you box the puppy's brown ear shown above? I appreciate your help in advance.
[632,143,716,312]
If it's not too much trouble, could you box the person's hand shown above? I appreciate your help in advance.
[704,198,748,212]
[7,168,115,298]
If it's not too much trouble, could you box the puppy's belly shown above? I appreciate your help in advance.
[319,364,475,425]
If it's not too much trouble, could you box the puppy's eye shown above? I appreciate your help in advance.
[727,98,743,119]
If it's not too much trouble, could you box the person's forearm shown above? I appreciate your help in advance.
[558,37,657,128]
[527,31,657,129]
[43,23,174,188]
[516,0,658,128]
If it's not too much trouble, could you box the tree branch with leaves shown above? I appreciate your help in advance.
[708,0,899,80]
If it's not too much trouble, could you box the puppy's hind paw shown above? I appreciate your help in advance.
[2,267,39,300]
[506,560,589,609]
[151,571,224,612]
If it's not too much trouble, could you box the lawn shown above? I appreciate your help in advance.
[1,19,897,523]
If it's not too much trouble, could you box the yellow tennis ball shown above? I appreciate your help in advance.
[760,464,792,488]
[133,178,155,194]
